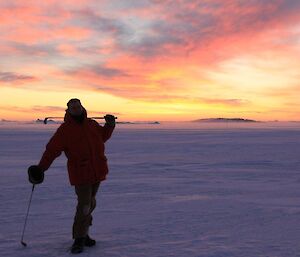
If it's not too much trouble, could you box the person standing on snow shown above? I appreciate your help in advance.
[28,98,116,254]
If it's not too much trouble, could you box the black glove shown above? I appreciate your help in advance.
[28,165,44,184]
[104,114,116,127]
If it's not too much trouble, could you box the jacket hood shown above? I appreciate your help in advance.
[64,107,88,124]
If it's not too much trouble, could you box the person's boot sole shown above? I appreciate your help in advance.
[85,240,96,247]
[71,247,84,254]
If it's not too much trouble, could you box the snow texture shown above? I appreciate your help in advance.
[0,122,300,257]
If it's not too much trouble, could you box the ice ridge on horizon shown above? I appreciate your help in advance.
[192,118,257,122]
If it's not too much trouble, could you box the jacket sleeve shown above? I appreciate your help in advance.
[102,123,115,142]
[92,120,115,143]
[38,126,66,171]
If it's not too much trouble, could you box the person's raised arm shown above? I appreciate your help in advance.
[91,115,115,143]
[102,114,115,142]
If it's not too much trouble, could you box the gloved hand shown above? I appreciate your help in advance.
[28,165,44,184]
[104,114,116,127]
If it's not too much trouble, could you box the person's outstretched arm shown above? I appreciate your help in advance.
[38,126,66,172]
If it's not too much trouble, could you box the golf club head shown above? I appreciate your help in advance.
[21,241,27,247]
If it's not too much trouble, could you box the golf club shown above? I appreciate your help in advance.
[21,184,35,247]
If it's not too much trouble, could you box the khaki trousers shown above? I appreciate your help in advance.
[72,182,100,239]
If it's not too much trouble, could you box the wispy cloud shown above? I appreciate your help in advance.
[31,106,66,112]
[67,64,130,79]
[0,72,37,83]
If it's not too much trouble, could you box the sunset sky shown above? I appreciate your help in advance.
[1,0,300,122]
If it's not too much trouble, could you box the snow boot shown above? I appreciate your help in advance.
[85,235,96,247]
[71,237,85,254]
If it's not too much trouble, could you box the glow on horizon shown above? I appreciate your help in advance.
[1,0,300,122]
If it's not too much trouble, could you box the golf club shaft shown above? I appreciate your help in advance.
[21,184,35,246]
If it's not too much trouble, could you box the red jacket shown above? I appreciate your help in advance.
[38,109,115,185]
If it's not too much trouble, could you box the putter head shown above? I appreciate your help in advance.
[21,241,27,247]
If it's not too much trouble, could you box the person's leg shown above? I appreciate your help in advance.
[88,182,100,227]
[72,184,93,239]
[84,182,101,247]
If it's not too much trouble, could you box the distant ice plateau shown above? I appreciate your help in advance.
[192,118,258,123]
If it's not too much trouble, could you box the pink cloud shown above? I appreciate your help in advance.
[110,0,300,64]
[57,44,79,56]
[0,4,71,26]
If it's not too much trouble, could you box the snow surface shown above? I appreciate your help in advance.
[1,122,300,257]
